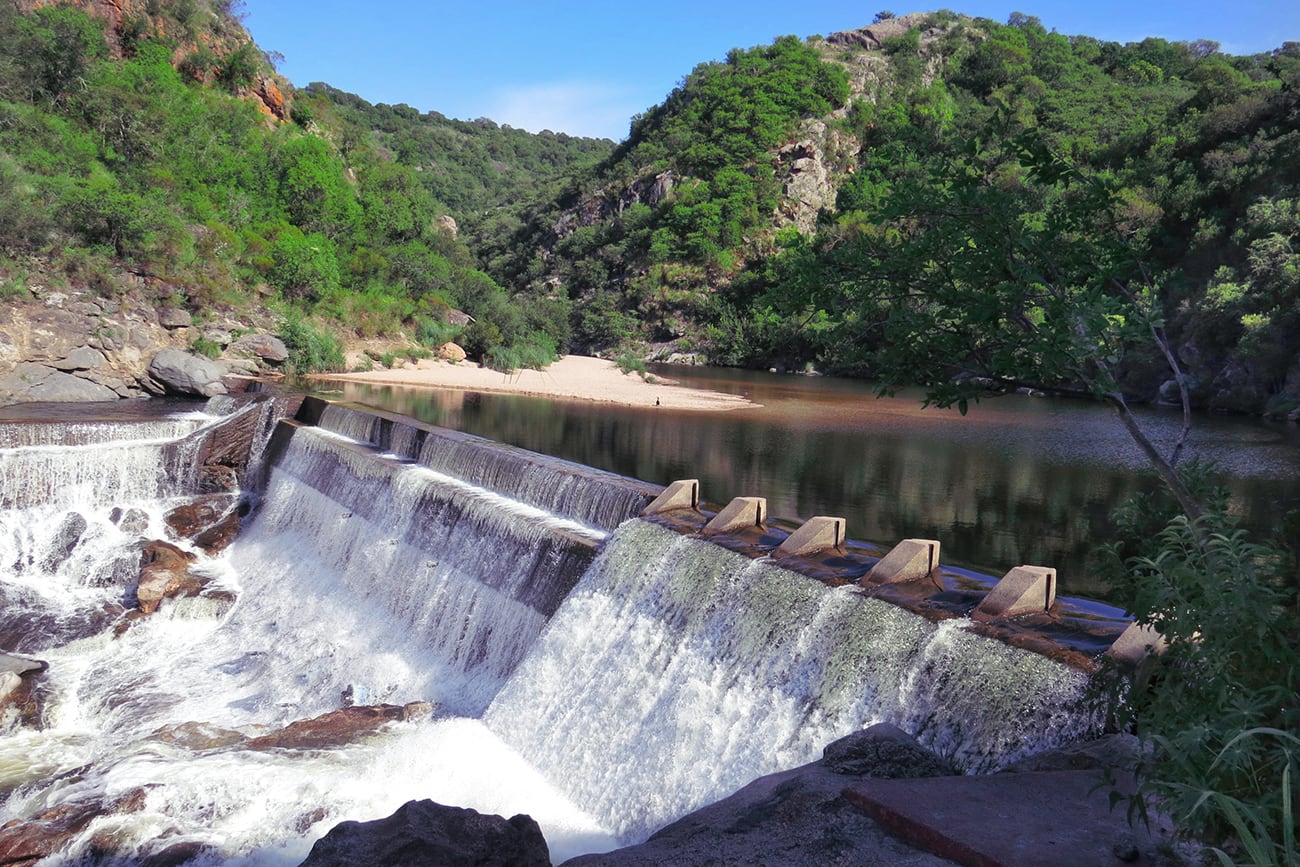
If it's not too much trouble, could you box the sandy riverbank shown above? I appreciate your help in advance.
[312,355,759,411]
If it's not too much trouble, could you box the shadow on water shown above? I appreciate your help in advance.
[320,367,1300,599]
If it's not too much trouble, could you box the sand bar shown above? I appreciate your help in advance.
[313,355,759,412]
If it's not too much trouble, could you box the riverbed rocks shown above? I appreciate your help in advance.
[0,788,151,867]
[0,652,47,730]
[164,494,241,554]
[134,540,203,614]
[300,799,551,867]
[244,702,432,751]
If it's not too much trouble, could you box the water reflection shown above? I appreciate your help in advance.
[322,368,1300,598]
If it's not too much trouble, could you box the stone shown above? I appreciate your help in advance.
[0,788,149,866]
[864,539,942,585]
[563,731,954,867]
[164,495,240,553]
[156,308,192,329]
[244,705,413,751]
[435,342,467,362]
[0,363,119,404]
[110,507,151,534]
[230,333,289,364]
[702,497,766,533]
[301,799,551,867]
[152,720,247,751]
[40,512,88,572]
[147,348,227,398]
[821,723,956,779]
[972,565,1057,621]
[134,540,202,615]
[51,347,107,371]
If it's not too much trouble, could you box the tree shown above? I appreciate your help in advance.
[801,119,1204,517]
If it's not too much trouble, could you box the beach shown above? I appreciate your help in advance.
[314,355,759,411]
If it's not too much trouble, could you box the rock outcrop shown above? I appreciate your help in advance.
[146,348,228,398]
[561,724,957,866]
[301,800,551,867]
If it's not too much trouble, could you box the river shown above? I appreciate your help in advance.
[323,365,1300,599]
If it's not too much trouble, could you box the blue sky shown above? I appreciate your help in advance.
[241,2,1299,141]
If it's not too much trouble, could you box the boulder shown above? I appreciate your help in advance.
[39,512,88,572]
[230,333,289,364]
[0,363,119,404]
[435,342,467,362]
[110,507,151,535]
[51,347,108,372]
[244,703,429,751]
[147,349,227,398]
[0,789,150,867]
[301,800,551,867]
[156,308,192,329]
[821,723,957,779]
[164,495,241,554]
[152,720,248,751]
[134,541,203,615]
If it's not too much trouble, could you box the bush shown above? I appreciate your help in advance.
[278,313,345,374]
[1098,468,1299,858]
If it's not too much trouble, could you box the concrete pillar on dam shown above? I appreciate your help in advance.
[703,497,766,533]
[642,480,700,515]
[863,539,941,585]
[775,516,846,557]
[973,566,1057,620]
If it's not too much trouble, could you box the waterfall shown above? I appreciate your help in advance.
[220,426,602,718]
[0,402,1107,864]
[315,402,657,531]
[484,519,1101,841]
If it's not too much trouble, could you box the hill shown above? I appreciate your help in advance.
[474,12,1299,414]
[0,0,610,396]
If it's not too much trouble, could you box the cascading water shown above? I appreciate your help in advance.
[0,401,1105,865]
[484,519,1101,841]
[313,402,658,532]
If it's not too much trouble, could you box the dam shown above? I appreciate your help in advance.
[0,394,1142,863]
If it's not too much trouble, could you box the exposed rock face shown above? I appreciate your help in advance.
[301,800,551,867]
[164,494,241,554]
[774,119,856,235]
[256,76,287,121]
[146,348,228,398]
[821,722,956,778]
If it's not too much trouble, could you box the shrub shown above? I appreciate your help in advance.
[1098,466,1299,858]
[278,313,345,374]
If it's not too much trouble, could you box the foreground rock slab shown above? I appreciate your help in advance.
[562,724,958,867]
[300,799,550,867]
[843,769,1177,867]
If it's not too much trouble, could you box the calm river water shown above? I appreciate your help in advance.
[323,366,1300,598]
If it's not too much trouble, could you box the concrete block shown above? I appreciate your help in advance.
[642,479,700,515]
[703,497,766,534]
[1104,622,1166,666]
[863,539,941,585]
[973,566,1056,621]
[776,516,846,557]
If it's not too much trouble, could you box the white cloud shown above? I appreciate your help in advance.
[485,81,644,141]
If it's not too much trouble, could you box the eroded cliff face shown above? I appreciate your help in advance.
[0,261,285,407]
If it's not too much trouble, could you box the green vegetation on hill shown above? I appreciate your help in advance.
[0,1,609,371]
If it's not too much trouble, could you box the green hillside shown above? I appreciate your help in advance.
[0,0,608,371]
[475,12,1299,414]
